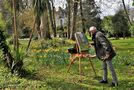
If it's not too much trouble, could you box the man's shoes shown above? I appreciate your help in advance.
[99,80,108,84]
[109,82,118,87]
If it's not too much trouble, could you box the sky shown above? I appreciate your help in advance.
[54,0,134,17]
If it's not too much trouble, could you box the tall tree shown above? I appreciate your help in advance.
[32,0,42,39]
[40,1,51,39]
[70,0,78,40]
[33,0,51,39]
[50,0,57,37]
[47,0,56,37]
[12,0,19,59]
[80,0,86,33]
[67,0,71,39]
[82,0,101,30]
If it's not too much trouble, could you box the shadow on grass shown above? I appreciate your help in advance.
[93,76,102,81]
[19,69,43,81]
[45,75,107,90]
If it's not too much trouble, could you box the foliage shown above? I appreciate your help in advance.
[129,23,134,37]
[20,27,31,38]
[2,0,12,32]
[112,9,130,38]
[0,13,6,29]
[82,0,101,31]
[101,16,114,37]
[19,9,34,30]
[29,38,75,65]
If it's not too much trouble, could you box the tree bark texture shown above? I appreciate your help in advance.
[70,0,78,40]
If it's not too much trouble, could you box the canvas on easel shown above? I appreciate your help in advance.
[75,32,89,53]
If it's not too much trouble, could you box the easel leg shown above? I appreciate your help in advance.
[79,57,82,81]
[89,58,97,77]
[79,57,81,75]
[67,57,77,72]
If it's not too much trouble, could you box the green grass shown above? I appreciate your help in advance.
[0,38,134,90]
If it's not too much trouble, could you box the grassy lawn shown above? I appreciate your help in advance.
[0,38,134,90]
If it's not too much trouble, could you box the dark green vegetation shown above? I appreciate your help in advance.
[0,38,134,90]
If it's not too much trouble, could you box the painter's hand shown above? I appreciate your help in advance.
[102,54,110,60]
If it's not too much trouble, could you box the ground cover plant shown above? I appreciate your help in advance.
[0,38,134,90]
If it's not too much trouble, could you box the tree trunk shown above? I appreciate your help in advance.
[0,30,13,68]
[67,0,71,39]
[70,0,78,40]
[47,0,56,37]
[40,5,51,39]
[12,0,23,74]
[51,0,57,37]
[26,18,36,52]
[0,30,23,74]
[35,15,41,39]
[115,34,119,39]
[13,0,19,52]
[80,0,86,33]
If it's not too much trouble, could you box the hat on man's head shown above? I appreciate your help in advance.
[89,26,96,31]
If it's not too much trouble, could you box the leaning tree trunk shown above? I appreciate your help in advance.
[122,0,132,26]
[47,0,56,37]
[70,0,78,40]
[80,0,86,33]
[67,0,71,39]
[0,30,13,69]
[0,30,23,74]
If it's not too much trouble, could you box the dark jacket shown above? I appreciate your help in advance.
[92,31,116,61]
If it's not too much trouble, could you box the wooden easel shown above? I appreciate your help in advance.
[67,45,97,76]
[67,32,97,79]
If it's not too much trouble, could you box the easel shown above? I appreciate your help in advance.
[67,32,97,80]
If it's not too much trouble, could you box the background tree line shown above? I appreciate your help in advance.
[1,0,134,40]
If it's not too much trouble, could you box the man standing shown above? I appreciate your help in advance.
[89,26,118,87]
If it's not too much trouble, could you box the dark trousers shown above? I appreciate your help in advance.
[102,60,118,83]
